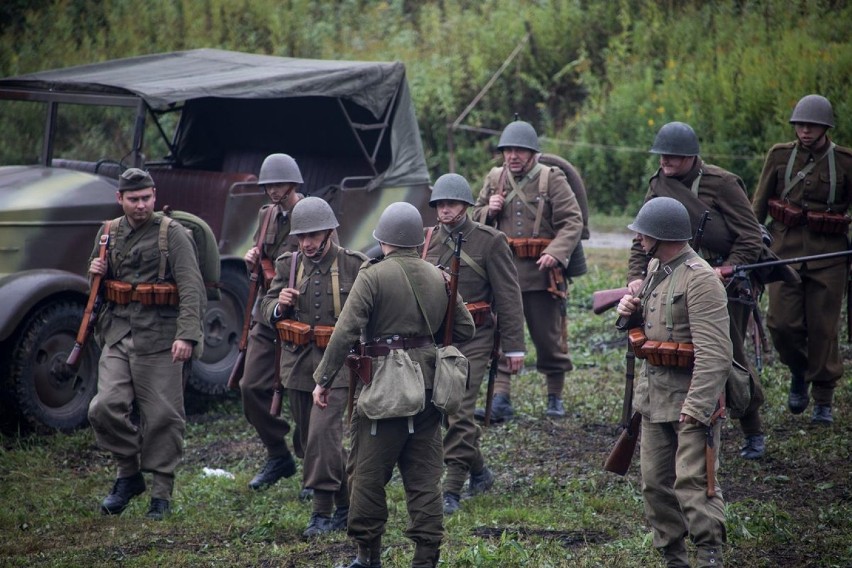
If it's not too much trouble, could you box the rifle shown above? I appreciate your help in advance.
[603,344,640,476]
[66,221,111,371]
[227,206,277,389]
[270,250,300,416]
[718,249,852,279]
[482,319,500,427]
[548,267,569,353]
[443,232,464,346]
[593,210,711,315]
[706,399,726,498]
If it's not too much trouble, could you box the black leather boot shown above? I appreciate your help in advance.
[248,453,297,490]
[101,472,146,515]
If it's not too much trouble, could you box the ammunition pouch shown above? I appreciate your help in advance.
[465,301,492,327]
[507,237,551,259]
[260,257,276,288]
[768,198,805,226]
[104,280,178,306]
[275,319,335,349]
[629,328,694,368]
[806,210,851,235]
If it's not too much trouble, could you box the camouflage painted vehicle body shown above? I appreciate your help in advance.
[0,49,431,432]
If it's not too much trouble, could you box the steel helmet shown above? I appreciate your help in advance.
[290,196,339,235]
[429,173,475,206]
[258,153,304,185]
[372,202,425,247]
[628,197,692,241]
[789,94,834,128]
[649,122,700,156]
[497,120,540,153]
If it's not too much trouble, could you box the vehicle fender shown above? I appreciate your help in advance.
[0,270,89,342]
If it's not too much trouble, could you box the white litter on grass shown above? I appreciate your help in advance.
[202,467,235,479]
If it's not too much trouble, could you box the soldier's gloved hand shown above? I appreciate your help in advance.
[312,384,329,409]
[536,253,558,270]
[171,339,193,363]
[244,246,260,269]
[278,287,299,308]
[487,193,505,216]
[89,258,107,276]
[616,295,640,318]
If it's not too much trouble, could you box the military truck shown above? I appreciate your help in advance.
[0,49,431,432]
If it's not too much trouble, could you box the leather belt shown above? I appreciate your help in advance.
[360,335,434,357]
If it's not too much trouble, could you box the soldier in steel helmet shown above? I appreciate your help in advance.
[87,168,206,520]
[627,121,768,459]
[313,202,475,568]
[617,197,730,568]
[239,153,303,490]
[259,196,366,538]
[471,119,584,421]
[421,173,525,515]
[752,94,852,425]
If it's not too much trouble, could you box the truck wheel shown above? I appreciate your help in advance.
[188,263,248,395]
[9,302,100,432]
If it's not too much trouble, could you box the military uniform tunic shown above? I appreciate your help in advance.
[313,249,475,560]
[259,243,365,503]
[628,159,766,435]
[241,202,300,459]
[752,139,852,402]
[422,216,524,495]
[471,163,583,395]
[87,212,205,500]
[634,245,730,562]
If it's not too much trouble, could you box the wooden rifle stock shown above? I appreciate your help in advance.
[227,270,260,390]
[66,222,111,370]
[483,321,500,427]
[592,286,630,315]
[227,206,277,390]
[270,250,299,416]
[604,345,640,476]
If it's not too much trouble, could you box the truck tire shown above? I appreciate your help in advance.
[9,302,100,432]
[187,262,248,395]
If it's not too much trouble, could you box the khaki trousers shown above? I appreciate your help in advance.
[767,262,846,404]
[88,334,185,499]
[640,416,726,553]
[240,322,291,457]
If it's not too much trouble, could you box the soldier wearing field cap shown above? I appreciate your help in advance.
[260,196,367,538]
[87,167,206,520]
[471,119,583,420]
[422,173,525,515]
[627,121,768,459]
[313,202,475,568]
[239,153,302,491]
[617,197,730,568]
[752,94,852,425]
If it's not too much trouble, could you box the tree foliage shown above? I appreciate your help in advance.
[0,0,849,212]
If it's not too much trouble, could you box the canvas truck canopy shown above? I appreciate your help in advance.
[0,48,430,191]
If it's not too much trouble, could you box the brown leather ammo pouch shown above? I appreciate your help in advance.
[313,325,335,349]
[261,258,276,288]
[806,210,852,235]
[768,198,804,226]
[507,237,552,259]
[153,283,178,305]
[658,342,679,367]
[628,328,647,356]
[133,283,155,305]
[465,301,492,327]
[641,340,662,366]
[345,353,372,385]
[676,343,695,368]
[105,280,133,304]
[275,320,312,345]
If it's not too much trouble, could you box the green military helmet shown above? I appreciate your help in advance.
[789,94,834,128]
[497,120,540,153]
[429,173,475,206]
[649,122,699,156]
[258,153,304,185]
[290,196,339,235]
[118,168,155,192]
[628,197,692,241]
[372,202,425,247]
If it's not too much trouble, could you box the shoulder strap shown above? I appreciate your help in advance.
[421,226,436,259]
[782,142,836,202]
[534,166,551,237]
[391,258,436,340]
[258,205,278,259]
[157,215,175,282]
[331,255,341,318]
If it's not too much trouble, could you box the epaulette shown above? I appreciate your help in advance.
[342,248,369,260]
[360,256,382,270]
[834,143,852,158]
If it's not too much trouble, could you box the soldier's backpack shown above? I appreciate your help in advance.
[537,153,590,278]
[108,207,221,301]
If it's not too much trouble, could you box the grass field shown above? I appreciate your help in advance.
[1,236,850,567]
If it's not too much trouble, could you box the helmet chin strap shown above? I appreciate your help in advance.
[445,208,468,227]
[646,238,661,260]
[305,230,333,261]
